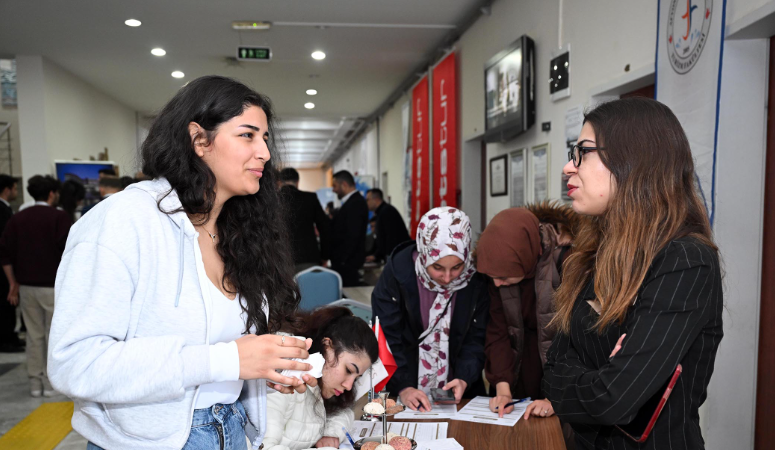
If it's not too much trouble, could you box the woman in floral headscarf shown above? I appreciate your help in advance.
[371,207,490,412]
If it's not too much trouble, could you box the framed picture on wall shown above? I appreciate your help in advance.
[490,154,508,197]
[510,149,526,207]
[531,143,549,202]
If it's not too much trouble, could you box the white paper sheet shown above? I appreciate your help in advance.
[416,438,464,450]
[451,396,531,427]
[393,402,458,420]
[343,421,448,448]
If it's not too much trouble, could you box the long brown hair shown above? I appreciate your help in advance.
[553,98,717,333]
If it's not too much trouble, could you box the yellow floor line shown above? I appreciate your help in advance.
[0,402,74,450]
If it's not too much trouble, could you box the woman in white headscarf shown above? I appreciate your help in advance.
[371,207,490,411]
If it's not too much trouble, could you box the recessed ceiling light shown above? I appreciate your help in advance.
[171,71,185,79]
[304,102,315,109]
[311,51,326,60]
[151,48,166,56]
[306,89,318,96]
[124,19,142,27]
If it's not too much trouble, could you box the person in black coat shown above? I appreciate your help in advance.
[0,174,21,353]
[365,188,410,264]
[372,208,489,412]
[329,171,368,287]
[279,168,330,272]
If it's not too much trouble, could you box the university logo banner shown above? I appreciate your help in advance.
[432,52,458,208]
[656,0,727,224]
[411,76,430,236]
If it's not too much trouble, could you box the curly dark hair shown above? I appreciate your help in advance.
[141,75,298,335]
[285,306,379,416]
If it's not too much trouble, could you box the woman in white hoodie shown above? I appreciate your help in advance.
[48,76,315,450]
[263,306,379,450]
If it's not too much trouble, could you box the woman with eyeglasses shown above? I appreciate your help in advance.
[542,97,723,449]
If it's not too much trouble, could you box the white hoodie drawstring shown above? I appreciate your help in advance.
[174,220,185,307]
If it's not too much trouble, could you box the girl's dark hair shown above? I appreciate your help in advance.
[141,75,298,335]
[59,180,86,222]
[286,306,379,416]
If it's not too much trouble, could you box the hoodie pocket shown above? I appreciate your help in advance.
[102,396,189,441]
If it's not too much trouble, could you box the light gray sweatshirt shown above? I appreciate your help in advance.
[48,178,268,450]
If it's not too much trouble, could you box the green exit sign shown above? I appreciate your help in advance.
[237,46,272,62]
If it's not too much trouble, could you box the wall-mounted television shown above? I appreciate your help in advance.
[484,35,536,143]
[54,160,116,209]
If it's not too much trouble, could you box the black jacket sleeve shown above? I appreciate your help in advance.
[373,214,387,261]
[452,281,490,387]
[371,261,414,393]
[542,240,721,426]
[312,197,331,261]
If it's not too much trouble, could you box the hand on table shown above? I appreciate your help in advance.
[442,379,467,404]
[489,381,514,418]
[523,399,554,421]
[489,395,515,418]
[315,436,339,448]
[399,387,432,412]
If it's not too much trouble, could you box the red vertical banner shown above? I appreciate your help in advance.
[410,76,430,237]
[432,52,457,208]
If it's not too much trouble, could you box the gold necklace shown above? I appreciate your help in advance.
[199,224,217,244]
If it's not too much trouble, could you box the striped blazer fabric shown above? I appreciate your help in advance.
[542,237,723,449]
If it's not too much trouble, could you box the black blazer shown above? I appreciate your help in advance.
[330,191,368,271]
[281,185,330,265]
[372,202,411,262]
[0,202,10,290]
[542,237,723,449]
[371,241,490,397]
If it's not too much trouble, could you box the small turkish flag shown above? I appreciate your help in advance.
[373,317,397,392]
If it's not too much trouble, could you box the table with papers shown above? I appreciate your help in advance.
[452,396,530,427]
[352,396,566,450]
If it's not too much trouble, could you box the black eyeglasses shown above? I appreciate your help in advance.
[568,144,605,168]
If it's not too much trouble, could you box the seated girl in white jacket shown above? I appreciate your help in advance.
[263,306,379,450]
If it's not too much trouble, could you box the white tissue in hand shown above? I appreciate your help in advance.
[275,352,325,386]
[364,402,386,415]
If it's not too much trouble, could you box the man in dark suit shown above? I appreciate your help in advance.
[0,174,21,353]
[330,170,368,287]
[365,188,411,264]
[279,168,330,273]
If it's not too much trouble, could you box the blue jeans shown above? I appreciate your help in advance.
[87,401,248,450]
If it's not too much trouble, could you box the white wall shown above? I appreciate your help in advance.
[16,55,50,198]
[377,96,410,218]
[0,107,22,177]
[728,0,774,24]
[704,37,769,450]
[16,55,138,199]
[456,0,657,222]
[42,58,138,174]
[332,123,380,181]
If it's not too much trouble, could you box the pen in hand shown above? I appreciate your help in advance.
[494,397,531,411]
[342,427,356,446]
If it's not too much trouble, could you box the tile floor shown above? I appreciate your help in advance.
[0,352,88,449]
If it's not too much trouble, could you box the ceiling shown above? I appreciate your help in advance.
[0,0,482,168]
